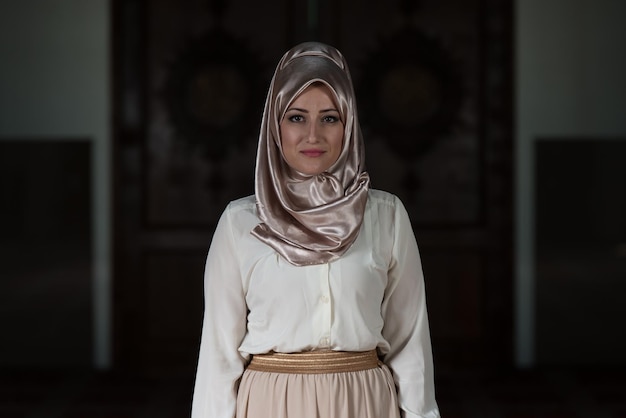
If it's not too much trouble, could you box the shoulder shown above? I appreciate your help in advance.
[367,188,403,209]
[225,194,256,214]
[366,188,413,226]
[219,195,258,229]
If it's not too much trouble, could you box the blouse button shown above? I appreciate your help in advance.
[319,337,330,347]
[320,295,330,304]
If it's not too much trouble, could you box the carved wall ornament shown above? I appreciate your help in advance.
[358,27,463,159]
[162,29,264,162]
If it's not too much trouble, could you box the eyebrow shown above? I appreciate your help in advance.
[285,107,339,113]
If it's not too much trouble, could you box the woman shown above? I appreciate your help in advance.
[191,42,440,418]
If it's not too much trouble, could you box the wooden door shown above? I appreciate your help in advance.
[112,0,513,375]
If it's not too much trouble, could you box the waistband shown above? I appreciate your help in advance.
[246,349,380,374]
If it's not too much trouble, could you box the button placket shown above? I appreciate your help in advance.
[318,263,332,348]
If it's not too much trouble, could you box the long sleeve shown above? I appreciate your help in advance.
[192,205,249,418]
[381,197,440,418]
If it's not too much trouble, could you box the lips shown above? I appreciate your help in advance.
[300,149,326,157]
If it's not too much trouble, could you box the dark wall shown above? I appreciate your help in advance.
[0,140,92,368]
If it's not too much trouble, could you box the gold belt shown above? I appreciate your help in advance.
[246,349,380,374]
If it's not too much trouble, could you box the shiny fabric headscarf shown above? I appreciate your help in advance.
[252,42,370,266]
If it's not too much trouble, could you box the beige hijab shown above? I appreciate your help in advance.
[252,42,370,266]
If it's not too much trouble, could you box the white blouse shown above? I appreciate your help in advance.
[191,189,440,418]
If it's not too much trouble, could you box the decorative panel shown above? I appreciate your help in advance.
[143,0,290,227]
[140,252,206,371]
[424,251,484,340]
[337,0,485,227]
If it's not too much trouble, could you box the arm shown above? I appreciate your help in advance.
[192,205,248,418]
[381,197,440,418]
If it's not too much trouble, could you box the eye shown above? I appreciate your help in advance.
[287,114,305,123]
[322,115,340,123]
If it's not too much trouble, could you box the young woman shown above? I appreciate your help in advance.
[191,41,440,418]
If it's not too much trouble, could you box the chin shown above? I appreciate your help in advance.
[304,165,331,176]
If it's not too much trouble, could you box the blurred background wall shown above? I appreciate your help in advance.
[1,0,625,380]
[0,0,111,369]
[516,0,626,368]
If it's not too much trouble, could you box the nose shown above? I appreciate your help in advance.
[305,121,320,143]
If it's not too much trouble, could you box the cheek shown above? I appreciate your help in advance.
[332,129,345,150]
[279,126,299,160]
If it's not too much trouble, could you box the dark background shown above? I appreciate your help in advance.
[1,0,625,417]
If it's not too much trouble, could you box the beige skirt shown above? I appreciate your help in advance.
[235,351,401,418]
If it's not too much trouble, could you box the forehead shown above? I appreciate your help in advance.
[290,83,337,105]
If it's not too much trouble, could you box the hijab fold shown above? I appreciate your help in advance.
[252,42,370,266]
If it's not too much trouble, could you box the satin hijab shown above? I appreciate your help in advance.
[252,42,370,266]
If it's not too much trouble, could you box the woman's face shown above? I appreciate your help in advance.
[279,84,344,175]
